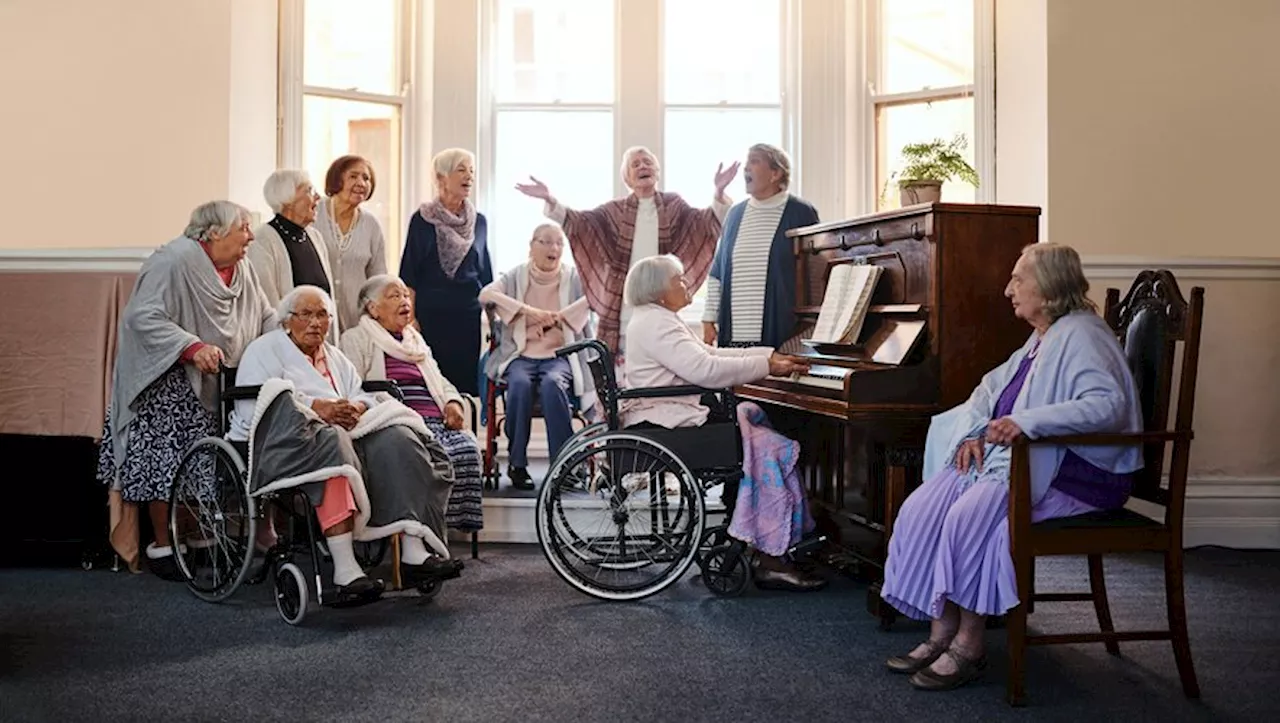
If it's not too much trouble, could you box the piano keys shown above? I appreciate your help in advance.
[734,202,1041,620]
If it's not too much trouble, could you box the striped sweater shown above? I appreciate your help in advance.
[702,191,789,342]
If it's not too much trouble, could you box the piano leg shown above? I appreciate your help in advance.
[868,446,925,628]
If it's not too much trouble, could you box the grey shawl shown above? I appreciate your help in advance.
[108,235,275,462]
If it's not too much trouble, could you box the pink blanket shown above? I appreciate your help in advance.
[727,401,815,556]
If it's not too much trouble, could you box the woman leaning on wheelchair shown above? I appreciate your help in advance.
[879,243,1144,692]
[621,255,826,592]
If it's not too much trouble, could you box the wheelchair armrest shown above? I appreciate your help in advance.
[617,385,733,400]
[223,385,263,401]
[556,339,610,362]
[361,380,405,402]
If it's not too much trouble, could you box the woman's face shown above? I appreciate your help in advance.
[625,151,659,193]
[370,280,413,333]
[206,217,254,268]
[529,228,564,272]
[283,182,319,225]
[286,292,332,353]
[743,150,782,197]
[437,157,475,203]
[659,271,691,311]
[1005,252,1049,328]
[338,163,372,206]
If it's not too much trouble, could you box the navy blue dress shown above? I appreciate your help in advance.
[399,212,493,396]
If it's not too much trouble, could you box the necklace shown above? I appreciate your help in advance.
[327,199,358,252]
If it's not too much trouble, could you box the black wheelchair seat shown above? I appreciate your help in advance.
[624,421,742,474]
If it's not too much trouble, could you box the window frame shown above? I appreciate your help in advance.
[277,0,417,268]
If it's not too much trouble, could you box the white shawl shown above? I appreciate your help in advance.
[923,310,1145,504]
[339,316,464,410]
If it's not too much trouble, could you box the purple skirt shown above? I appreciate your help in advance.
[881,467,1096,620]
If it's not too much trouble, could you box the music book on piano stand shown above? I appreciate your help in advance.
[808,263,882,346]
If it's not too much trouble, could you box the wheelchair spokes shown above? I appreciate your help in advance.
[168,438,257,602]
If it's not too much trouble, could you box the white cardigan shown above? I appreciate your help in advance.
[339,319,464,411]
[622,304,772,428]
[248,222,338,335]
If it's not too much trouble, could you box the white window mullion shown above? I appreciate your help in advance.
[277,0,305,168]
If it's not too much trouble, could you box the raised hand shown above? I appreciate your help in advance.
[514,176,552,202]
[714,161,741,196]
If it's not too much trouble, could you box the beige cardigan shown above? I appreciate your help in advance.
[339,319,464,410]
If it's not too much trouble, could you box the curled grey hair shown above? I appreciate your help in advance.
[183,200,252,243]
[357,273,405,317]
[749,143,792,190]
[619,146,657,188]
[624,254,684,307]
[1022,243,1097,321]
[263,169,312,214]
[432,148,476,191]
[276,284,337,325]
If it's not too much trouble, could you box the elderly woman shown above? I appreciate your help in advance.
[248,169,335,320]
[516,147,737,360]
[880,243,1143,691]
[341,275,485,532]
[622,255,826,591]
[478,223,595,490]
[97,200,277,579]
[315,155,388,332]
[701,144,821,347]
[400,148,493,396]
[230,285,464,599]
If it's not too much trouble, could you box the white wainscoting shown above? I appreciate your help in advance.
[7,248,1279,549]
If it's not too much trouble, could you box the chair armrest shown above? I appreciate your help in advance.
[222,385,263,401]
[1024,429,1192,447]
[617,385,733,400]
[362,380,405,402]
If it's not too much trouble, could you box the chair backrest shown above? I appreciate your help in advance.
[1102,270,1204,509]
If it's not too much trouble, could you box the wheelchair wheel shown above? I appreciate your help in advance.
[168,437,257,603]
[537,432,704,601]
[701,544,751,597]
[696,524,730,566]
[275,562,309,626]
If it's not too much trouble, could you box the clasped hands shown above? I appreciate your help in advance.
[953,416,1024,472]
[311,398,367,430]
[522,305,562,334]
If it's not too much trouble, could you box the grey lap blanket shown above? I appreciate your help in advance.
[247,379,455,558]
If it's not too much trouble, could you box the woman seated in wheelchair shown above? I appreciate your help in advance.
[879,243,1143,691]
[621,255,826,592]
[478,222,595,490]
[342,274,485,532]
[228,285,463,604]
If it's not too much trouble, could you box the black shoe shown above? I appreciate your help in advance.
[145,551,186,582]
[333,575,385,607]
[401,556,464,589]
[509,466,534,490]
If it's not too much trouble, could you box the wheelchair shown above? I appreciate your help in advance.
[535,339,823,602]
[164,366,447,626]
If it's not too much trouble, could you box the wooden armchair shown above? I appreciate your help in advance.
[1006,270,1204,706]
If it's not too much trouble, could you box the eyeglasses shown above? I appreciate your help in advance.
[291,310,331,323]
[533,238,564,247]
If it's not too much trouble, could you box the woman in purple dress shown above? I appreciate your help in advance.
[880,243,1144,691]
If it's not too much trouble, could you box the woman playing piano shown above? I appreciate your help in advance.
[622,255,826,592]
[879,243,1144,691]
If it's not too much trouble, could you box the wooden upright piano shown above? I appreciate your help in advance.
[735,202,1040,615]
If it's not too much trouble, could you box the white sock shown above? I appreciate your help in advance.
[400,534,430,565]
[327,532,364,586]
[146,542,187,559]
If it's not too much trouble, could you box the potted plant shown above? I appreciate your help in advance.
[887,134,980,207]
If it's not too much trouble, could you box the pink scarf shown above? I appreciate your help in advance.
[419,199,477,279]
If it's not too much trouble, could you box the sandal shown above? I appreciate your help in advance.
[886,638,951,674]
[909,647,988,691]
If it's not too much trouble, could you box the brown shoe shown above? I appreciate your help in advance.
[909,647,987,691]
[886,638,950,675]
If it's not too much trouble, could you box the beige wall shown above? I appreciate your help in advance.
[0,0,276,250]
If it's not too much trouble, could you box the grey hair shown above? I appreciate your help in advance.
[432,148,476,191]
[357,273,406,317]
[1022,243,1097,321]
[619,145,658,188]
[276,284,337,325]
[263,169,312,214]
[183,200,252,243]
[529,222,565,244]
[625,254,684,307]
[749,143,792,190]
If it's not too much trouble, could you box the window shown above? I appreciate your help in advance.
[283,0,410,269]
[661,0,784,204]
[871,0,978,210]
[484,0,616,272]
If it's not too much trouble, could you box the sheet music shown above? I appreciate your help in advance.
[810,264,883,344]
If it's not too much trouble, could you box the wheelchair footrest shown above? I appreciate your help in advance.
[786,534,828,560]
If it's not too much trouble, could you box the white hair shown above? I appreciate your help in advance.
[276,284,336,325]
[619,145,657,188]
[263,169,312,214]
[625,254,683,307]
[749,143,792,190]
[357,274,405,317]
[432,148,476,192]
[183,200,252,243]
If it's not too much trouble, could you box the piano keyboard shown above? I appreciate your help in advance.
[765,365,850,390]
